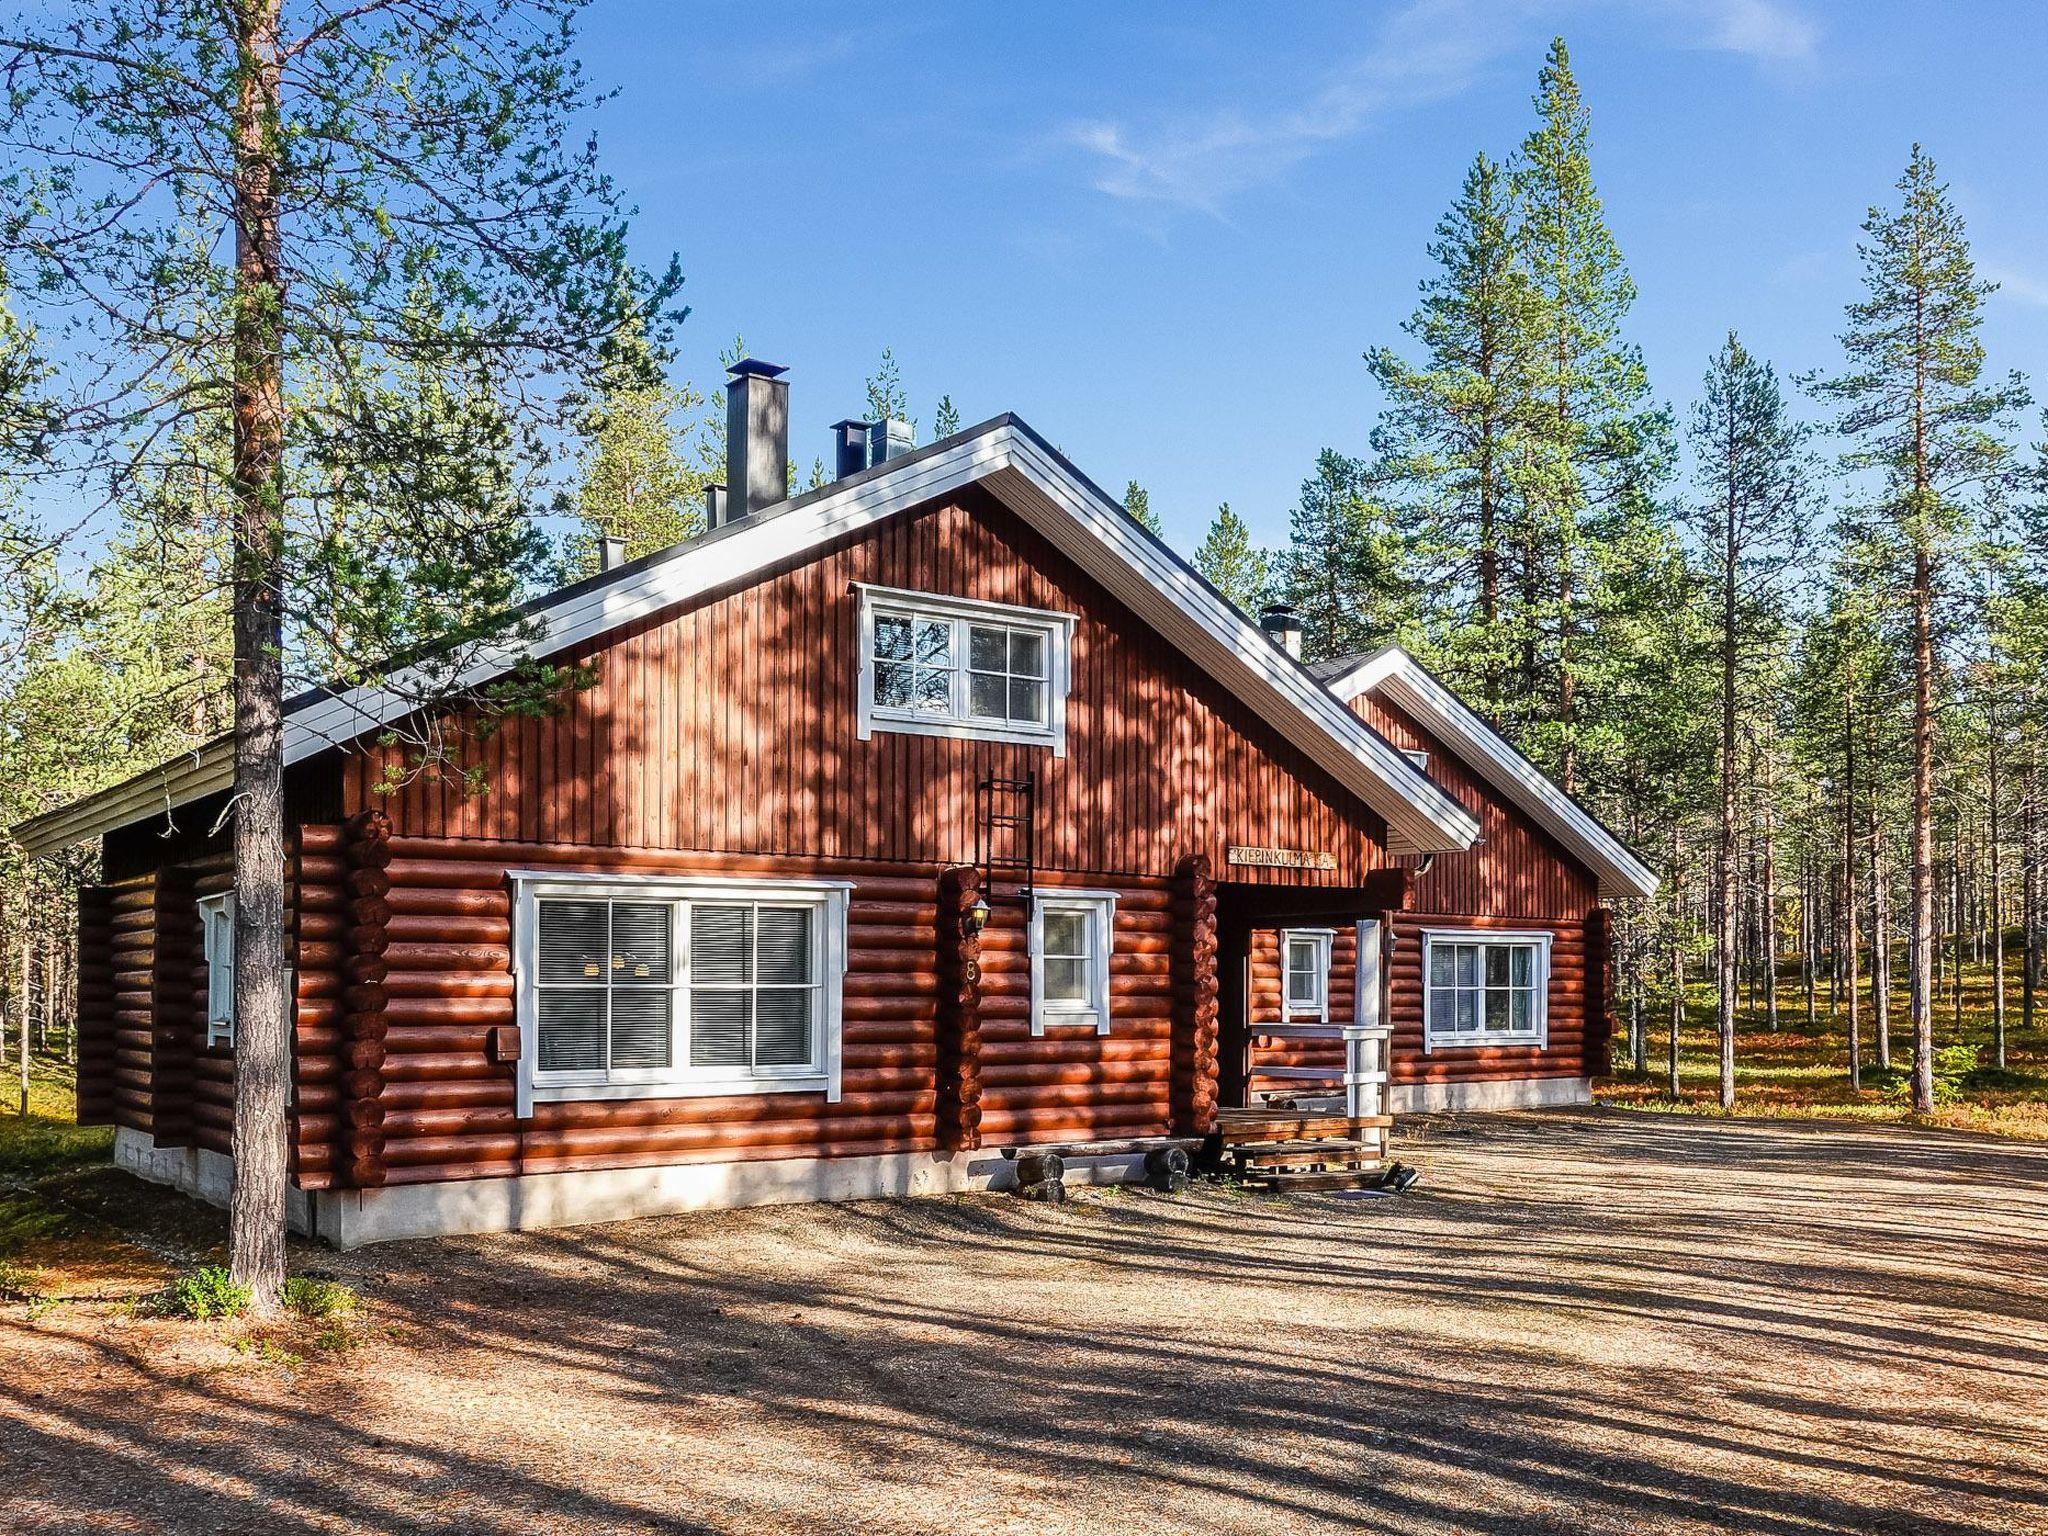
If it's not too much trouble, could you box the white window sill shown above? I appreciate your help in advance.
[529,1074,831,1105]
[1424,1032,1547,1052]
[1032,1009,1108,1037]
[863,710,1063,754]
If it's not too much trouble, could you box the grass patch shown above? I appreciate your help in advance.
[283,1274,357,1319]
[163,1265,250,1320]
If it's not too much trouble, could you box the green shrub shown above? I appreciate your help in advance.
[1884,1044,1983,1108]
[164,1265,250,1320]
[281,1275,356,1320]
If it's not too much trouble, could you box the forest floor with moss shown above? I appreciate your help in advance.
[1598,943,2048,1140]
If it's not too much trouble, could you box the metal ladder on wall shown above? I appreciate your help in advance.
[975,772,1036,910]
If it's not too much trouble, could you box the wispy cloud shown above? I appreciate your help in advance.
[1061,0,1819,215]
[1986,262,2048,310]
[1683,0,1820,61]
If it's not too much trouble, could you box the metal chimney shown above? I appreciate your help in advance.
[598,535,628,572]
[1259,602,1305,659]
[724,359,789,524]
[867,418,915,467]
[704,484,728,528]
[829,419,872,481]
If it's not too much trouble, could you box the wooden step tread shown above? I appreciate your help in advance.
[1219,1115,1391,1144]
[1245,1168,1389,1192]
[1225,1138,1377,1158]
[1238,1152,1382,1172]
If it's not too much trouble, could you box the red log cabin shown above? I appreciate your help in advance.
[19,360,1654,1246]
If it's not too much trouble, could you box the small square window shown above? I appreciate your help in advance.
[1031,892,1117,1035]
[1281,930,1332,1022]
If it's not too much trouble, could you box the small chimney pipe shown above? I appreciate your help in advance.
[598,535,628,572]
[829,418,872,480]
[1259,602,1305,659]
[867,418,915,467]
[724,358,789,524]
[704,483,728,528]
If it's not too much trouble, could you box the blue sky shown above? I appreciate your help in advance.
[577,0,2048,554]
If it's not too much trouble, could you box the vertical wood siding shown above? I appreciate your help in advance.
[351,489,1389,888]
[1347,695,1596,918]
[1329,691,1604,1087]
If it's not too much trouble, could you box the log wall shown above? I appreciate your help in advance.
[74,886,115,1126]
[105,875,155,1136]
[283,834,1199,1188]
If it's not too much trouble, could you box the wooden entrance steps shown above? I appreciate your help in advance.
[1215,1109,1391,1193]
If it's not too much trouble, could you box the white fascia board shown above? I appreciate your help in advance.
[985,434,1478,854]
[17,420,1481,859]
[15,742,234,856]
[1326,647,1658,898]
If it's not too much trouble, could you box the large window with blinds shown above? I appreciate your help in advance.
[1420,929,1551,1051]
[512,873,851,1111]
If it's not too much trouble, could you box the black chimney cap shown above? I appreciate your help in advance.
[727,357,788,379]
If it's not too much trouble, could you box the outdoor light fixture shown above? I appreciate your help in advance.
[967,894,993,934]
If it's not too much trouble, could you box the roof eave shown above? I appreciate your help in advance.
[15,417,1482,861]
[1326,648,1659,900]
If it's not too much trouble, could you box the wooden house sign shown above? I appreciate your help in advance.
[1227,845,1337,871]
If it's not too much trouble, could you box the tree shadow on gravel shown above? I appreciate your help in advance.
[4,1113,2045,1535]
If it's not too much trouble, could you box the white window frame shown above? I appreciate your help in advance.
[854,583,1076,755]
[1419,928,1552,1052]
[198,893,235,1049]
[1029,889,1118,1036]
[1280,927,1334,1022]
[509,871,852,1117]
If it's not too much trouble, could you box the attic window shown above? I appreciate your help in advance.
[855,585,1075,754]
[1401,749,1430,772]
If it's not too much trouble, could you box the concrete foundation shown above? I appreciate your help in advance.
[1390,1075,1592,1113]
[113,1127,314,1234]
[111,1127,1150,1249]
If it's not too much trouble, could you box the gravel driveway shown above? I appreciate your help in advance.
[4,1108,2046,1535]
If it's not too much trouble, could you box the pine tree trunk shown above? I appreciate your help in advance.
[1991,722,2006,1066]
[2024,728,2037,1039]
[227,0,291,1315]
[1763,767,1779,1035]
[1844,692,1861,1092]
[1802,850,1817,1031]
[1909,542,1935,1113]
[1668,824,1683,1102]
[1872,802,1891,1070]
[1715,474,1738,1110]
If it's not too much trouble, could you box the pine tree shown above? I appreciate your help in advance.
[1123,480,1162,536]
[933,394,961,438]
[572,305,709,564]
[1193,503,1270,616]
[1511,38,1671,792]
[1683,333,1816,1108]
[1277,450,1419,660]
[2,0,675,1309]
[1814,146,2028,1113]
[865,347,912,427]
[1367,151,1537,713]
